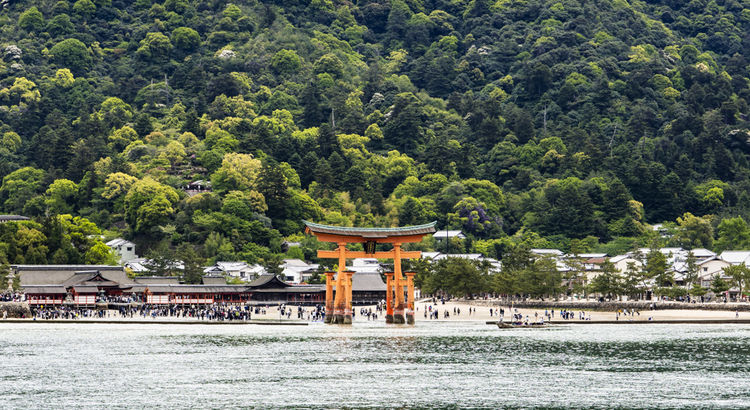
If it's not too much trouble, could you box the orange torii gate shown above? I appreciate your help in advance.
[304,221,436,324]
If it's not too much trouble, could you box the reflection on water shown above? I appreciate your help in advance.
[1,322,750,408]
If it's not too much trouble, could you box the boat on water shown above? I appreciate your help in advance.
[497,321,547,329]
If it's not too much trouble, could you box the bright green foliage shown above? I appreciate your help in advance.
[0,167,45,213]
[0,0,749,287]
[211,153,261,193]
[271,49,302,74]
[715,217,750,252]
[47,14,75,36]
[19,6,45,31]
[172,27,200,51]
[84,241,118,264]
[124,177,180,233]
[73,0,96,17]
[45,179,79,214]
[50,38,91,72]
[137,32,172,61]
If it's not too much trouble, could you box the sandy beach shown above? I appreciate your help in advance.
[6,300,750,324]
[414,300,748,322]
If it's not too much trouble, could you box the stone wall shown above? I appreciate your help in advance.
[0,302,32,318]
[466,299,750,312]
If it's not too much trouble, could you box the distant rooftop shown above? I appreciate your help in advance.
[0,215,29,223]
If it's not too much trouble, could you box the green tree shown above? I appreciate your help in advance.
[50,38,91,72]
[177,243,204,284]
[84,241,118,265]
[137,32,172,61]
[19,6,45,31]
[715,217,750,252]
[710,273,730,296]
[271,49,302,74]
[124,177,180,233]
[72,0,96,17]
[144,242,178,276]
[211,153,261,193]
[0,167,45,214]
[675,213,713,249]
[589,260,621,300]
[171,27,200,51]
[724,264,750,300]
[45,178,79,214]
[424,257,488,298]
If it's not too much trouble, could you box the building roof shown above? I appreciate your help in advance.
[62,271,132,288]
[719,251,750,264]
[421,252,441,259]
[247,274,291,289]
[105,238,135,247]
[135,276,181,285]
[350,271,386,292]
[432,230,466,239]
[0,215,30,222]
[283,259,309,267]
[531,249,564,256]
[690,248,716,258]
[22,285,67,294]
[568,253,608,258]
[14,265,130,286]
[202,276,227,285]
[72,285,100,293]
[609,254,633,263]
[304,221,437,239]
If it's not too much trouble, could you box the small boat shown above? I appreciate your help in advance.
[497,321,547,329]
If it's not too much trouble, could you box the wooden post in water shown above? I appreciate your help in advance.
[393,243,405,324]
[343,270,354,324]
[385,272,394,323]
[333,243,347,324]
[324,272,334,323]
[405,271,415,325]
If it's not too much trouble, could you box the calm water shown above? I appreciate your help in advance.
[1,321,749,409]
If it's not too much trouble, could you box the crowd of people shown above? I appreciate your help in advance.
[0,292,23,302]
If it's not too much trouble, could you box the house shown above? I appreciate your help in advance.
[609,254,643,275]
[281,259,319,284]
[203,261,265,281]
[696,257,732,287]
[185,180,212,196]
[105,238,138,263]
[432,230,466,241]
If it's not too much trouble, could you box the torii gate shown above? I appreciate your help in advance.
[304,221,436,324]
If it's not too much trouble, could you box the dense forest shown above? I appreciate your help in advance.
[0,0,749,270]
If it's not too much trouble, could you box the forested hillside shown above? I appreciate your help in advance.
[0,0,749,268]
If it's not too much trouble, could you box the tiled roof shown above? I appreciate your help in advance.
[304,221,436,238]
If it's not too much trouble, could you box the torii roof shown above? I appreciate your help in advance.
[303,221,437,240]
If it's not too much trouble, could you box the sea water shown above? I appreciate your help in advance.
[0,321,748,408]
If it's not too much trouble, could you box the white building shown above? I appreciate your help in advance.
[105,238,138,264]
[281,259,319,284]
[432,230,466,241]
[203,261,265,281]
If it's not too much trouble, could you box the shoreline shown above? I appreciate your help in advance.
[0,318,309,325]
